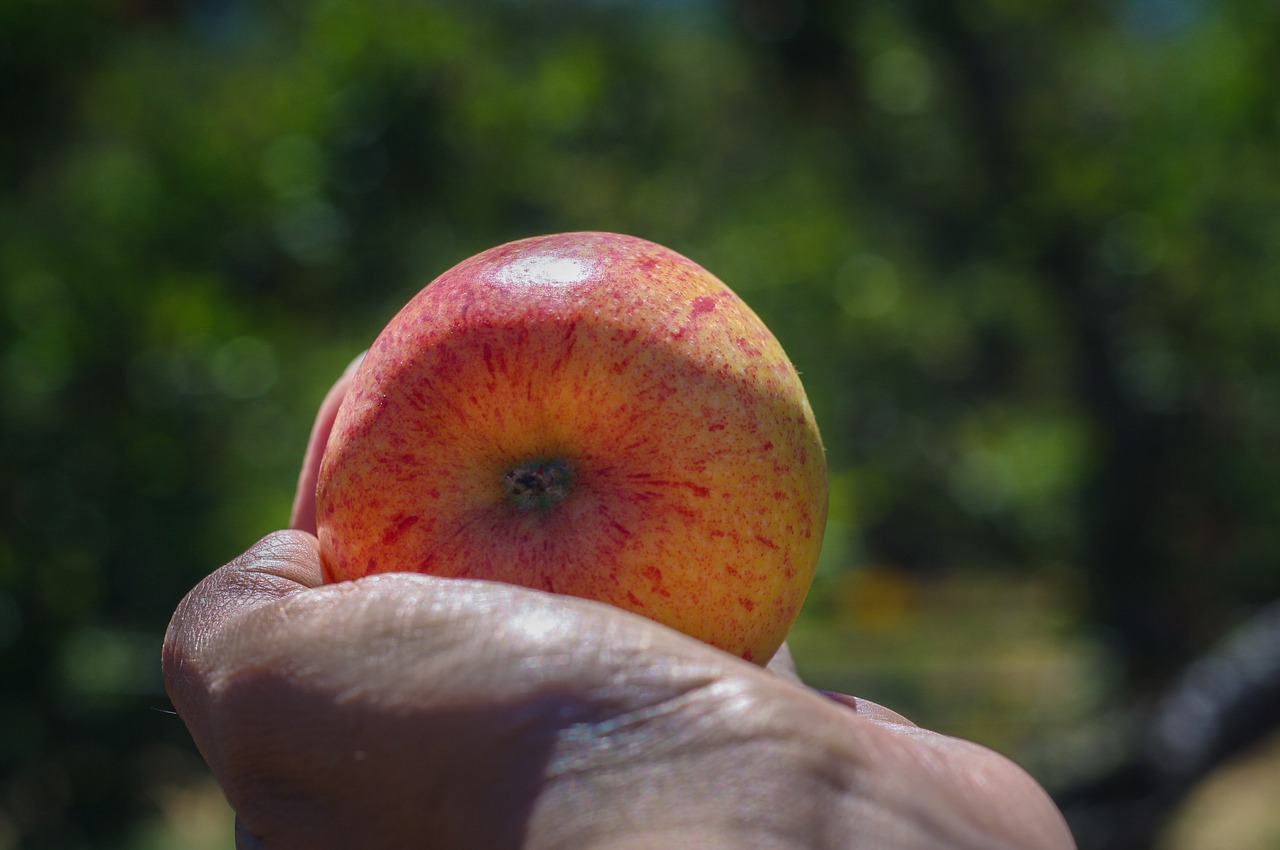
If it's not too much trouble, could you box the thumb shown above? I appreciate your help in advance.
[290,352,365,534]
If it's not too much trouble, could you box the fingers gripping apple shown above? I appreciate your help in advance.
[316,232,828,663]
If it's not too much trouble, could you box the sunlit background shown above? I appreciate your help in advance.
[3,0,1280,847]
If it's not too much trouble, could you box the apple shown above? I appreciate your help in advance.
[316,232,827,663]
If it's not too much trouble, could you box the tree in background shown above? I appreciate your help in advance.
[2,0,1279,846]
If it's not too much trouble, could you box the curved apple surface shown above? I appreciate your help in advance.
[316,232,828,663]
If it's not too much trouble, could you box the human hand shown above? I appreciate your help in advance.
[163,357,1077,850]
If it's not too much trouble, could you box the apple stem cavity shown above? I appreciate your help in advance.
[503,458,574,513]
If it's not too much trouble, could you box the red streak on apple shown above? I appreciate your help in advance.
[316,231,828,663]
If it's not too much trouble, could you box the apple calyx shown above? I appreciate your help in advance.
[503,458,574,513]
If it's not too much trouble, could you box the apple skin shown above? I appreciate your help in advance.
[316,232,828,663]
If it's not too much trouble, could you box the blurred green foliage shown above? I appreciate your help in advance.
[3,0,1280,846]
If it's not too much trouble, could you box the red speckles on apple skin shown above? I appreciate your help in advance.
[381,513,420,546]
[317,232,828,664]
[646,479,711,499]
[641,565,672,598]
[690,295,718,317]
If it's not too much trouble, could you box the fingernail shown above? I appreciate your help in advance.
[343,350,368,376]
[819,690,860,711]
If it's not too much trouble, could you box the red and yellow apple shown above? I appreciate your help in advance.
[316,231,827,663]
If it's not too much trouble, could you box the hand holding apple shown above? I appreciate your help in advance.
[159,355,1076,850]
[316,232,827,662]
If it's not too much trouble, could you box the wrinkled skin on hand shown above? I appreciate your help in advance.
[163,355,1077,850]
